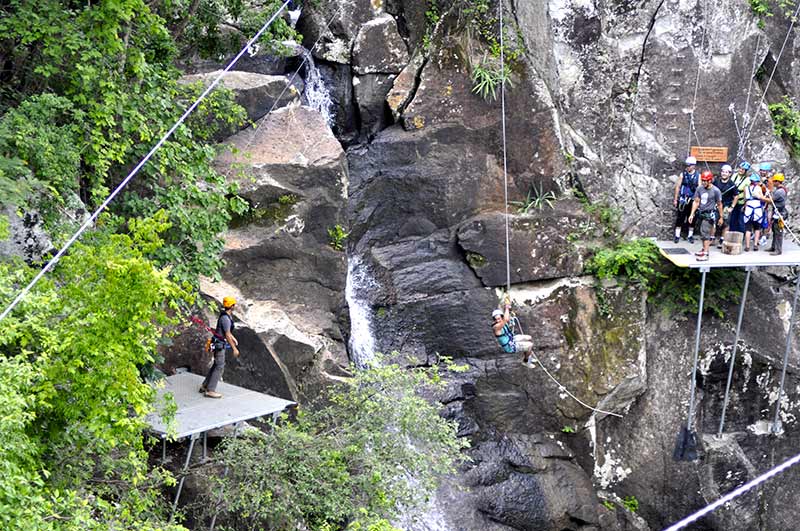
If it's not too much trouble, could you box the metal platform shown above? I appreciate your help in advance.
[146,371,294,439]
[655,239,800,269]
[147,371,295,524]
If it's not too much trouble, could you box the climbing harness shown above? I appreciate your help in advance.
[494,321,516,354]
[742,182,765,225]
[0,0,295,323]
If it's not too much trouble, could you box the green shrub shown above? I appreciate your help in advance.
[769,96,800,157]
[586,238,742,318]
[206,356,469,531]
[622,495,639,513]
[328,224,349,251]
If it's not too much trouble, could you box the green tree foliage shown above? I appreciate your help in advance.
[0,220,187,530]
[0,0,298,283]
[769,95,800,158]
[202,357,469,531]
[157,0,299,60]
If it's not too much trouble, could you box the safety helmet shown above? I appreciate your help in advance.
[222,296,237,308]
[492,309,503,318]
[760,162,772,171]
[721,164,732,173]
[685,156,698,165]
[773,173,785,182]
[700,171,714,182]
[739,161,751,170]
[749,174,761,182]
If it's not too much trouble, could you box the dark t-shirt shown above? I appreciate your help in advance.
[714,178,738,207]
[214,313,234,349]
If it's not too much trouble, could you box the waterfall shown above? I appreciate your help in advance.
[345,256,376,367]
[299,48,335,128]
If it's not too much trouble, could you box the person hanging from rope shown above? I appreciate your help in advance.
[729,161,751,235]
[688,171,723,262]
[492,295,535,367]
[714,164,739,248]
[673,156,700,244]
[766,173,789,255]
[742,173,766,252]
[200,296,240,398]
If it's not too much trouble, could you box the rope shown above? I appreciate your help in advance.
[685,5,712,173]
[663,450,800,531]
[772,273,800,431]
[738,0,800,152]
[734,32,762,162]
[512,317,623,419]
[0,0,293,324]
[499,0,511,292]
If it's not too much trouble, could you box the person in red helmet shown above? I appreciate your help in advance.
[688,171,723,262]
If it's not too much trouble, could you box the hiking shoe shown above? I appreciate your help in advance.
[771,250,782,256]
[198,386,207,394]
[204,391,223,399]
[717,239,724,248]
[696,253,709,261]
[694,250,706,256]
[673,236,680,244]
[688,236,695,244]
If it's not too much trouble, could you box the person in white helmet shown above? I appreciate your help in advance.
[714,164,739,248]
[492,298,534,367]
[673,156,700,243]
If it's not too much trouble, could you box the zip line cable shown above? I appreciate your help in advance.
[513,318,623,418]
[738,0,800,154]
[499,0,511,292]
[663,450,800,531]
[0,0,292,323]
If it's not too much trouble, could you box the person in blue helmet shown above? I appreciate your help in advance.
[728,161,751,234]
[492,298,534,367]
[673,156,700,243]
[743,172,766,251]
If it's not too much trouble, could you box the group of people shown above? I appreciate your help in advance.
[673,156,790,261]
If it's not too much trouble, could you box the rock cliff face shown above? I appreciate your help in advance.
[166,1,800,529]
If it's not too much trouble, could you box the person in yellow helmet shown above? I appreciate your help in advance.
[766,173,788,256]
[200,296,240,398]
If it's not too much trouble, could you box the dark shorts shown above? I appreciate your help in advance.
[744,219,761,232]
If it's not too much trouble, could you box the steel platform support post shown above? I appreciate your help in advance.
[203,431,208,462]
[687,268,708,434]
[209,423,242,531]
[162,437,166,464]
[718,267,753,437]
[170,433,198,521]
[772,273,800,434]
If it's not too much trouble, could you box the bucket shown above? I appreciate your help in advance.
[725,231,744,245]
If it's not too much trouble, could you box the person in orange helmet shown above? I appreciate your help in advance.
[688,171,723,262]
[200,296,240,398]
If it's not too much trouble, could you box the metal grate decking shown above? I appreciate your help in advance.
[655,239,800,269]
[146,371,294,439]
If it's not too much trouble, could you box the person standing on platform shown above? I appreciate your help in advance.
[714,164,739,248]
[743,174,766,252]
[758,162,773,247]
[688,171,723,262]
[729,161,751,234]
[673,156,700,243]
[766,173,788,255]
[200,296,240,398]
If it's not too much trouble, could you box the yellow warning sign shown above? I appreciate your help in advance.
[690,146,729,162]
